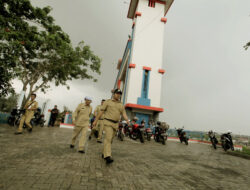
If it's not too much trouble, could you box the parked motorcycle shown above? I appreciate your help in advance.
[129,123,145,143]
[31,108,45,127]
[7,108,18,126]
[117,121,125,141]
[221,131,234,151]
[144,127,152,141]
[123,123,130,137]
[208,130,218,149]
[176,127,189,145]
[154,121,169,145]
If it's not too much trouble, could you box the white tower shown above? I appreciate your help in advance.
[114,0,174,124]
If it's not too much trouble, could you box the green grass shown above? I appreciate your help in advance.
[227,147,250,160]
[242,146,250,155]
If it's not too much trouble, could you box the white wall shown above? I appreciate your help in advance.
[126,0,165,108]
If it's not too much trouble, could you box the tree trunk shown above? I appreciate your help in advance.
[21,81,29,108]
[25,83,35,106]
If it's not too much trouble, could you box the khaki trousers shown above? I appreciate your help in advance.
[103,125,117,158]
[97,120,104,141]
[17,111,34,132]
[71,125,88,151]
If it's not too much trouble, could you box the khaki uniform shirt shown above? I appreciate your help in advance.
[101,99,126,128]
[73,103,92,126]
[24,100,38,114]
[94,105,104,120]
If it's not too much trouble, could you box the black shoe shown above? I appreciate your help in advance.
[105,156,114,164]
[70,144,74,148]
[27,128,32,133]
[14,132,22,135]
[89,136,91,140]
[97,140,102,143]
[78,150,85,154]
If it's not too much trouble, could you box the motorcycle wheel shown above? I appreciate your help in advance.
[14,118,20,128]
[7,117,14,126]
[30,119,35,127]
[130,134,136,140]
[212,140,217,149]
[154,135,157,142]
[222,144,227,152]
[120,133,124,141]
[185,139,188,145]
[156,136,160,142]
[147,134,151,141]
[161,136,166,145]
[129,133,132,139]
[139,133,144,143]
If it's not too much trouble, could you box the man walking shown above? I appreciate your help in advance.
[70,96,92,154]
[15,93,38,134]
[49,105,59,127]
[94,99,105,143]
[93,89,129,164]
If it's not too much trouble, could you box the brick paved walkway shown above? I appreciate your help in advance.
[0,125,249,190]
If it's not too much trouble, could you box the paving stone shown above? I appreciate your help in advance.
[0,125,250,190]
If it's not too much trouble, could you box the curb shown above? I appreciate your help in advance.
[227,151,250,160]
[167,137,243,151]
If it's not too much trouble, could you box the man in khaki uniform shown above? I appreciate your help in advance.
[93,89,129,164]
[94,99,105,143]
[15,93,38,134]
[70,96,92,154]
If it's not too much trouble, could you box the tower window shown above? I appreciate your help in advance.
[148,0,155,8]
[142,70,150,98]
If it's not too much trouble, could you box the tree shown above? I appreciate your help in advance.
[244,41,250,50]
[0,0,55,96]
[0,67,15,97]
[0,0,101,103]
[0,92,18,112]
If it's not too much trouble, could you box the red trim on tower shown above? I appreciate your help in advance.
[155,0,166,5]
[165,0,174,16]
[125,103,164,112]
[161,18,167,24]
[143,66,152,71]
[129,63,136,68]
[148,0,156,7]
[135,12,142,18]
[158,69,165,74]
[117,80,121,89]
[161,17,167,23]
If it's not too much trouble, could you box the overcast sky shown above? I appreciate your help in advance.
[13,0,250,135]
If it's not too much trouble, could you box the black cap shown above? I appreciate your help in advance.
[114,88,122,94]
